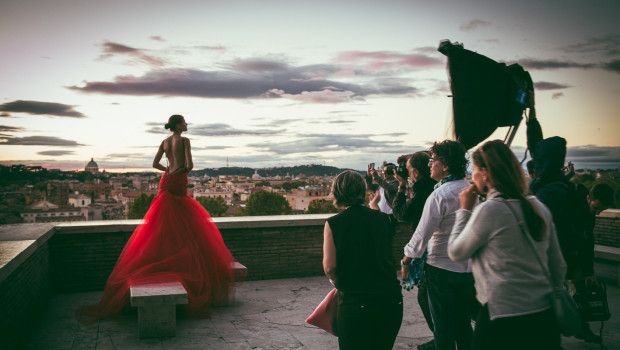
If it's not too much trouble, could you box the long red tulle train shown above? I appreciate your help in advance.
[78,171,234,320]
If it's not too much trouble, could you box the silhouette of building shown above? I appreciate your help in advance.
[85,158,99,174]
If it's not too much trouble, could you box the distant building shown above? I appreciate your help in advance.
[85,158,99,174]
[285,186,330,211]
[20,200,84,223]
[68,193,91,208]
[251,170,262,180]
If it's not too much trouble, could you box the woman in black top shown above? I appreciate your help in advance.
[323,170,403,350]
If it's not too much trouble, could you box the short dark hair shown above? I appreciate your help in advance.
[408,151,431,178]
[165,114,185,131]
[332,170,366,207]
[384,163,396,176]
[590,183,615,207]
[429,140,468,178]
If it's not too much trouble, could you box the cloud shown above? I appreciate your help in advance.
[230,58,289,72]
[69,61,417,102]
[460,19,492,31]
[0,136,85,146]
[561,34,620,57]
[519,58,619,74]
[534,81,572,91]
[247,133,413,155]
[37,150,74,156]
[552,92,564,99]
[335,50,443,72]
[149,35,165,42]
[565,145,620,168]
[146,122,284,137]
[99,41,165,67]
[265,88,360,104]
[105,153,148,158]
[0,100,86,118]
[0,125,25,133]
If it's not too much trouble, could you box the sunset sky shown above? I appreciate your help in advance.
[1,0,618,171]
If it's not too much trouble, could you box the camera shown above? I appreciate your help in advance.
[397,159,408,180]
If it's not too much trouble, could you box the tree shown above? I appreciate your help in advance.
[282,180,307,192]
[244,191,292,216]
[128,193,155,219]
[255,180,271,187]
[307,199,338,214]
[196,196,229,217]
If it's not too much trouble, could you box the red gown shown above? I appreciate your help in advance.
[79,171,234,319]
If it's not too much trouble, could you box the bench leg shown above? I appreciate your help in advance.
[137,304,177,338]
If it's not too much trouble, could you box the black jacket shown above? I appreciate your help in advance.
[392,176,436,230]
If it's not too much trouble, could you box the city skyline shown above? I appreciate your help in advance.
[1,0,619,171]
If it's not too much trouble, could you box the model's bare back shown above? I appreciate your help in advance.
[153,135,193,174]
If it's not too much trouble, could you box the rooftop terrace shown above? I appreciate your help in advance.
[2,213,620,349]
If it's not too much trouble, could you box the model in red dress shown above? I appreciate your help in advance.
[79,115,234,319]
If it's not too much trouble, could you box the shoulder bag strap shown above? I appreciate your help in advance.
[498,199,555,288]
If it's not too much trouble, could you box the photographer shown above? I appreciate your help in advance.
[367,162,399,214]
[393,152,437,229]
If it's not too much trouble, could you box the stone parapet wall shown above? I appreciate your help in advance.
[0,242,51,349]
[48,216,413,292]
[594,209,620,248]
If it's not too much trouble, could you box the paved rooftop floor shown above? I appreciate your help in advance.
[28,276,620,349]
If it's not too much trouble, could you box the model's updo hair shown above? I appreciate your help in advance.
[164,114,184,131]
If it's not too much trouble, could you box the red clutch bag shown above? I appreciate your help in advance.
[305,288,338,336]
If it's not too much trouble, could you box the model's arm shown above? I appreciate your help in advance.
[152,141,167,172]
[322,222,337,282]
[183,137,193,172]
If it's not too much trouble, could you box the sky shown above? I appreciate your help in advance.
[1,0,619,171]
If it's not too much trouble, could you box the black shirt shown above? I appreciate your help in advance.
[328,205,401,296]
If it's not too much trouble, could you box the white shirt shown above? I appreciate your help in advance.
[448,191,567,320]
[377,187,393,214]
[403,179,471,273]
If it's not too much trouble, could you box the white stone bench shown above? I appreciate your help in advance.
[595,244,620,285]
[130,281,188,338]
[129,262,247,338]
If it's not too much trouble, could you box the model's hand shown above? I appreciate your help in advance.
[459,184,478,210]
[395,174,405,186]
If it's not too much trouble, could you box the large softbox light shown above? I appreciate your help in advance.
[438,40,532,149]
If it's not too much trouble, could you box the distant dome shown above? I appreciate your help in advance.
[85,158,99,174]
[251,170,262,180]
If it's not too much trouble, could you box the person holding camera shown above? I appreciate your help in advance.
[367,162,399,214]
[393,151,437,350]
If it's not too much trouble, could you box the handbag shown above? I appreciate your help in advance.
[501,200,582,336]
[305,288,338,336]
[574,279,611,322]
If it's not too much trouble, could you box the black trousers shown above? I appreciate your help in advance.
[472,304,561,350]
[417,275,434,332]
[425,264,476,350]
[336,291,403,350]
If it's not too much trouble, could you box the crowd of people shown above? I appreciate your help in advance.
[323,137,616,350]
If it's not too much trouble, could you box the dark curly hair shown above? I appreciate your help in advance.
[409,151,431,178]
[429,140,468,178]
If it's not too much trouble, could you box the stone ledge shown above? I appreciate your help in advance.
[595,244,620,262]
[0,223,55,284]
[599,209,620,218]
[51,214,333,235]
